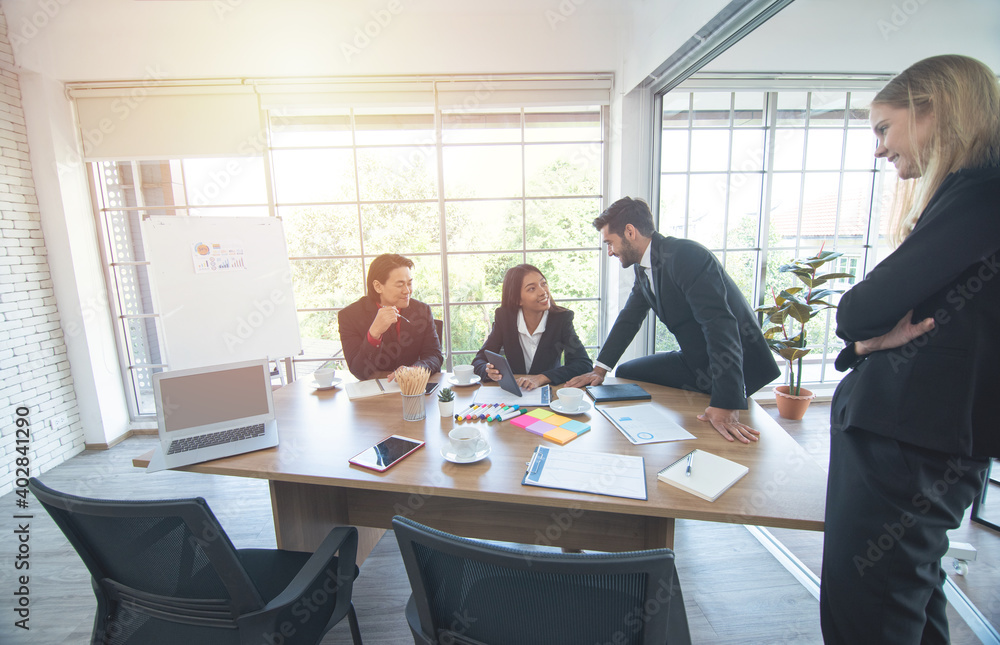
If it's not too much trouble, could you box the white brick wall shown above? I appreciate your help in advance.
[0,8,84,497]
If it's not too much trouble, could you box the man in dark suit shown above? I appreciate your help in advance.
[566,197,779,442]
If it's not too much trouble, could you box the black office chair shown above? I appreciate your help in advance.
[392,516,690,645]
[29,478,363,645]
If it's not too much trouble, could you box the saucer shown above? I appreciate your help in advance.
[312,378,342,391]
[447,374,482,387]
[549,398,592,415]
[441,441,491,464]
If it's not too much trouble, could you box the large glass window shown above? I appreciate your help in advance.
[92,92,606,418]
[656,86,897,388]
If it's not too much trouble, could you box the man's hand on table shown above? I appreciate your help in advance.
[698,406,759,443]
[564,366,607,388]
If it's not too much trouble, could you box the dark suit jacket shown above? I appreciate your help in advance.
[597,232,779,409]
[832,166,1000,458]
[472,307,592,385]
[338,296,443,381]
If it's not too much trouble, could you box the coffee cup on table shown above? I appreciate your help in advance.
[449,427,484,459]
[557,387,585,412]
[314,368,336,387]
[453,364,475,384]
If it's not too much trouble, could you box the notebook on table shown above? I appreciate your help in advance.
[145,358,279,473]
[585,383,651,403]
[656,449,748,502]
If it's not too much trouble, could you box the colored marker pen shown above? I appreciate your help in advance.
[498,408,527,421]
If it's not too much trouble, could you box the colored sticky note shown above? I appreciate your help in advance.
[526,408,554,420]
[543,427,578,445]
[510,414,536,429]
[560,420,590,435]
[526,421,557,436]
[544,414,571,426]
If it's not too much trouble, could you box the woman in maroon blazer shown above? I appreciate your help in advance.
[472,264,592,390]
[338,254,443,381]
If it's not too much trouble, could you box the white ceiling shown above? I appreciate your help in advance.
[3,0,998,89]
[706,0,1000,74]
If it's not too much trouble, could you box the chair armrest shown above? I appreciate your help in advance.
[239,526,359,641]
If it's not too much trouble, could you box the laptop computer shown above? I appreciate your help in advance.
[145,358,279,473]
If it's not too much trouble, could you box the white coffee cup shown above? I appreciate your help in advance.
[557,387,585,411]
[453,364,475,384]
[314,368,336,387]
[448,427,483,459]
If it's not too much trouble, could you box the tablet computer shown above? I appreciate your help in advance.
[484,350,522,397]
[349,435,425,472]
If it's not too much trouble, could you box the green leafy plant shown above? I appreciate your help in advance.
[756,246,855,396]
[437,387,455,403]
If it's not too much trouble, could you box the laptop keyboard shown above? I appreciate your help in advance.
[166,423,266,455]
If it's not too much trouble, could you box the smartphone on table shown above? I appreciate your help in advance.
[348,435,425,472]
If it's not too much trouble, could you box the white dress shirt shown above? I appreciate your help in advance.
[596,241,654,373]
[517,308,548,372]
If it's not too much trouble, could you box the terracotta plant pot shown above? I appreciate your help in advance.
[773,385,816,421]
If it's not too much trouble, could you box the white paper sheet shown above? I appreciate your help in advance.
[597,403,696,444]
[522,445,647,500]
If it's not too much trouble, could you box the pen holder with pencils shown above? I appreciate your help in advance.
[401,394,426,422]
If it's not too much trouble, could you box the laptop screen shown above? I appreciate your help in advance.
[158,364,270,433]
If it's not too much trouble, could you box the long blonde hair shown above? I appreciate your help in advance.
[874,55,1000,245]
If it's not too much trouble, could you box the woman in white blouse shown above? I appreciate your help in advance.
[471,264,592,390]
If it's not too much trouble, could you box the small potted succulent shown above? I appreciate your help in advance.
[437,387,456,417]
[756,246,854,420]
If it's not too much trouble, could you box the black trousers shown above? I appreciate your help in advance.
[820,427,989,645]
[615,352,709,395]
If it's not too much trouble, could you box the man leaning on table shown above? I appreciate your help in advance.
[565,197,780,443]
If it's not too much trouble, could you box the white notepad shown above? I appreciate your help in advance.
[657,449,748,502]
[345,378,401,400]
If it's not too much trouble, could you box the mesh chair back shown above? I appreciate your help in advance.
[393,516,690,645]
[29,478,264,644]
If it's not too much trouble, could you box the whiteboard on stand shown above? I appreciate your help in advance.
[141,216,302,370]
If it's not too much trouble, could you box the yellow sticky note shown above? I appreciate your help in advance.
[545,414,571,426]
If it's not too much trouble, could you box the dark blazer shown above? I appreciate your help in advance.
[596,232,779,410]
[832,166,1000,458]
[338,296,443,381]
[472,307,592,386]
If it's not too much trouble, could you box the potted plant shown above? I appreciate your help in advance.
[756,246,854,420]
[437,387,456,418]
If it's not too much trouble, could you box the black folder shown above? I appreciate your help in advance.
[585,383,652,403]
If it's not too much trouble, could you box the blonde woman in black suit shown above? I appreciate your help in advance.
[821,55,1000,645]
[472,264,592,391]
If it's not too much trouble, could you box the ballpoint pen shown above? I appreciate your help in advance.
[685,451,694,477]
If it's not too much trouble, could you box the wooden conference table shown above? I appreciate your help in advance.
[137,376,827,562]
